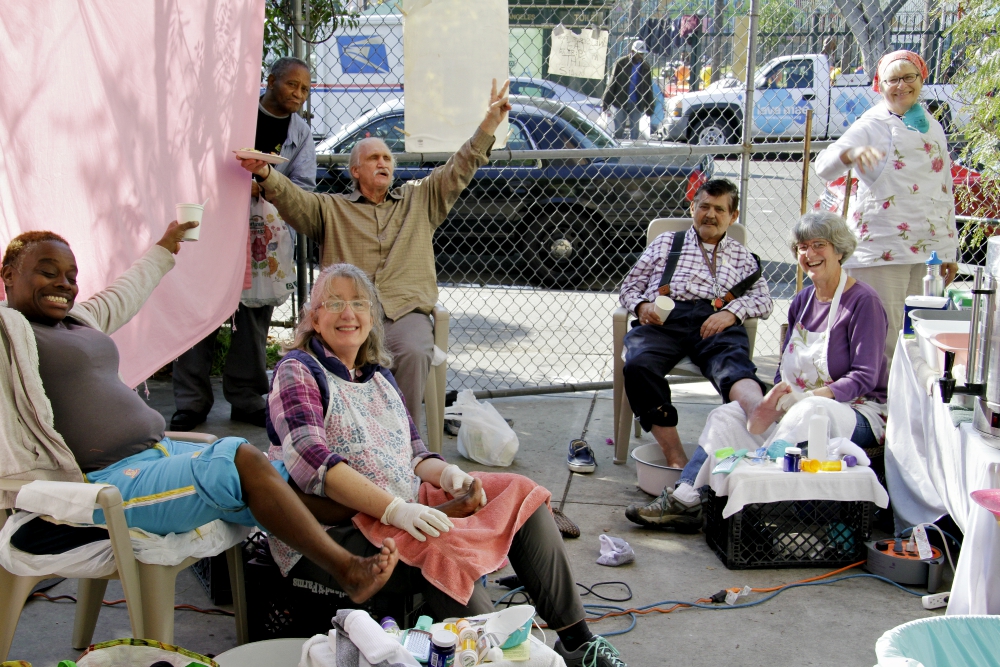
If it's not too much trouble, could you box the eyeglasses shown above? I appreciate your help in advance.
[321,299,372,314]
[884,73,920,86]
[796,240,830,254]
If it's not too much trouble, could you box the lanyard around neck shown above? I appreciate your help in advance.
[696,239,723,298]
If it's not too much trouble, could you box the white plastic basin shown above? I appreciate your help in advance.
[631,443,682,495]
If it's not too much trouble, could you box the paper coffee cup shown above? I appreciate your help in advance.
[175,203,204,241]
[653,295,675,320]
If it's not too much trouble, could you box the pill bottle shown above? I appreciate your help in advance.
[783,446,801,472]
[429,629,458,667]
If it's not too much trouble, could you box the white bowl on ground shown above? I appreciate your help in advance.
[631,443,682,495]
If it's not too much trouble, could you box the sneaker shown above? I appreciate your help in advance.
[625,487,702,530]
[169,409,209,432]
[230,406,266,428]
[567,439,596,473]
[555,636,627,667]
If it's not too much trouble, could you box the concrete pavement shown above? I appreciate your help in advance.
[6,379,941,666]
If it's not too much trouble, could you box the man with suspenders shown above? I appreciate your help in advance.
[618,179,774,528]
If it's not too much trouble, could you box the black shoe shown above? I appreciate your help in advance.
[555,636,627,667]
[169,409,209,432]
[231,406,266,428]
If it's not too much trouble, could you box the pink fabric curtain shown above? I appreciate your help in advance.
[0,1,265,387]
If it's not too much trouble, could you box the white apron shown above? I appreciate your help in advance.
[776,270,887,444]
[845,112,956,267]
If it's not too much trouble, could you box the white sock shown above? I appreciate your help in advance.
[671,482,700,507]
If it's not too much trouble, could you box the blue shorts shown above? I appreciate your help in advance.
[85,437,284,535]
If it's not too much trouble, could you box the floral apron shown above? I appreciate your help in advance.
[846,113,955,266]
[780,270,887,442]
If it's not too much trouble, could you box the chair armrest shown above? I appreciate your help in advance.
[0,480,31,494]
[165,431,217,444]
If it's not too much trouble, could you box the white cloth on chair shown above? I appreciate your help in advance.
[765,396,860,449]
[15,480,109,524]
[0,510,250,578]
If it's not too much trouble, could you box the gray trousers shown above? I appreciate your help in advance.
[288,505,586,630]
[172,305,274,413]
[384,312,434,419]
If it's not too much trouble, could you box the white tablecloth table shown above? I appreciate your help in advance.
[885,336,1000,614]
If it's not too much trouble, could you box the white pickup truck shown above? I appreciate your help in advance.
[660,54,969,145]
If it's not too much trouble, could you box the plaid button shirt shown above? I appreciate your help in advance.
[266,338,442,498]
[619,226,773,322]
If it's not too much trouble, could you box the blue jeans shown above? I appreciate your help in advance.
[677,408,878,487]
[613,104,645,140]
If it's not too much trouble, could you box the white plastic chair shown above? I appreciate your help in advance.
[612,219,758,463]
[0,432,249,660]
[423,305,450,454]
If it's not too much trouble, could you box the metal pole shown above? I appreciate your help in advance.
[796,109,813,293]
[738,0,760,230]
[292,0,308,311]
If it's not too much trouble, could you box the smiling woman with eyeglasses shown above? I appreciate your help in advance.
[815,49,958,364]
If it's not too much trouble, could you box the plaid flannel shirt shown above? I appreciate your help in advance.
[266,338,442,497]
[619,226,773,322]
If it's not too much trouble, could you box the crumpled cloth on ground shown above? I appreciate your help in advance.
[0,510,249,578]
[596,534,635,566]
[353,472,550,604]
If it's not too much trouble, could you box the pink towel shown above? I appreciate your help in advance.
[353,472,551,604]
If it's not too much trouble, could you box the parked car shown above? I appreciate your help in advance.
[508,76,604,124]
[813,160,1000,264]
[315,97,712,288]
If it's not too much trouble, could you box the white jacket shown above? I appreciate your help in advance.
[0,245,175,509]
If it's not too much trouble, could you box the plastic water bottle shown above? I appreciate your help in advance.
[923,251,944,297]
[808,413,830,461]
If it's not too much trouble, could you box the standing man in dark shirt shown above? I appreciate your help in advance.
[602,40,655,140]
[170,57,317,431]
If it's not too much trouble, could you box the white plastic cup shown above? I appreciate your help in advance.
[175,203,204,241]
[653,295,675,321]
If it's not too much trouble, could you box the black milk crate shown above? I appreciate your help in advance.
[242,533,422,641]
[191,553,232,606]
[701,488,873,569]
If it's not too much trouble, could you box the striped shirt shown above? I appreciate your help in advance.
[266,337,442,498]
[619,226,773,322]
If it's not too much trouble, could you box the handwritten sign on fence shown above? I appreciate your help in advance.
[548,25,608,80]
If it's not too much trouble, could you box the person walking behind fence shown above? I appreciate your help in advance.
[170,57,317,431]
[603,40,655,140]
[619,179,773,525]
[236,80,512,421]
[814,50,957,364]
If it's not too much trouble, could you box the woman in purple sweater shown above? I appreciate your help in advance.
[628,211,888,530]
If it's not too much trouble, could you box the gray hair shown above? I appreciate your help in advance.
[789,211,857,263]
[269,56,309,81]
[286,263,393,368]
[348,137,396,191]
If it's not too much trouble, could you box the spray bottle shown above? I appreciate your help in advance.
[922,251,944,297]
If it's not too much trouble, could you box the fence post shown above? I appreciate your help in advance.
[293,0,308,312]
[738,0,759,231]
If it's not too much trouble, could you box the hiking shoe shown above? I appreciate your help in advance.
[169,409,209,432]
[625,487,702,530]
[231,406,266,428]
[567,439,596,473]
[555,636,627,667]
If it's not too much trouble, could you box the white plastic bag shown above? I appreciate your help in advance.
[240,196,296,308]
[596,534,635,567]
[443,389,519,466]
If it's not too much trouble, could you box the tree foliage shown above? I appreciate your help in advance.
[262,0,359,71]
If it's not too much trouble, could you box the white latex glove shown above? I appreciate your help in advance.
[380,497,453,542]
[438,464,487,507]
[776,389,814,412]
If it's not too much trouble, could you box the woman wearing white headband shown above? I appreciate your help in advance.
[815,50,957,363]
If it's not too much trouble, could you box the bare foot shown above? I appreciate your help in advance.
[747,382,790,435]
[436,478,484,518]
[340,537,399,603]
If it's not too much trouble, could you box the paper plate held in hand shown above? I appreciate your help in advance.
[234,149,288,164]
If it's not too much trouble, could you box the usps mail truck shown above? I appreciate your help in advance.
[310,14,404,140]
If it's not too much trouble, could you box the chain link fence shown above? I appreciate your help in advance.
[269,0,977,393]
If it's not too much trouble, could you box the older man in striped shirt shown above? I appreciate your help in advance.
[619,179,773,526]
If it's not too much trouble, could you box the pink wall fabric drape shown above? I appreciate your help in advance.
[0,1,265,387]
